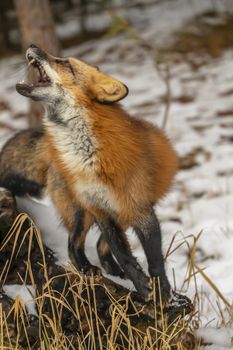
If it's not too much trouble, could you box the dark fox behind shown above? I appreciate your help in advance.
[0,129,47,197]
[0,45,178,301]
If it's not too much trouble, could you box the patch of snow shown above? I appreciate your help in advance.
[16,195,69,265]
[3,284,37,316]
[197,327,233,348]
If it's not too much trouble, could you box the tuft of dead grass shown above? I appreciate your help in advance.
[0,214,198,349]
[0,214,232,349]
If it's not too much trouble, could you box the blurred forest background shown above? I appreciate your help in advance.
[1,0,233,125]
[0,0,164,56]
[0,0,233,125]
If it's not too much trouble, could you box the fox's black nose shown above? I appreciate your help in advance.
[28,44,48,60]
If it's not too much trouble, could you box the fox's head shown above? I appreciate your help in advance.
[16,44,128,106]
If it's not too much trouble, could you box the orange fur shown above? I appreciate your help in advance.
[45,105,177,227]
[38,55,178,228]
[88,103,177,225]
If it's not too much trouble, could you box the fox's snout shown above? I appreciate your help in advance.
[27,44,49,61]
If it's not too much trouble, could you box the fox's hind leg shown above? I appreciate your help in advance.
[134,208,171,302]
[97,218,152,299]
[97,234,125,278]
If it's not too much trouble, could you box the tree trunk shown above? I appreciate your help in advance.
[0,4,11,51]
[14,0,60,127]
[80,0,88,35]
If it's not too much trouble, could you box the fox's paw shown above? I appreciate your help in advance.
[163,290,193,322]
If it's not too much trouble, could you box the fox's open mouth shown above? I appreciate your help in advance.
[26,53,51,85]
[16,51,51,97]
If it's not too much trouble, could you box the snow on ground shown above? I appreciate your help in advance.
[196,327,233,349]
[3,284,37,316]
[0,0,233,347]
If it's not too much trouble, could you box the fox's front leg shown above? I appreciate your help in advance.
[134,208,171,302]
[47,166,99,274]
[68,208,102,274]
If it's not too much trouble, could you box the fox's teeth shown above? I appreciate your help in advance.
[28,59,35,66]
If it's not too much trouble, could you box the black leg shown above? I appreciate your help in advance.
[68,208,100,275]
[97,233,125,278]
[134,208,171,301]
[0,174,44,197]
[46,166,99,275]
[97,218,151,299]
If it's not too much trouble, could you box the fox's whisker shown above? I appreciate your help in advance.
[5,61,27,79]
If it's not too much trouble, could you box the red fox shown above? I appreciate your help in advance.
[0,45,177,301]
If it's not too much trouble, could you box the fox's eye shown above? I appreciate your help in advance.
[55,58,76,78]
[54,58,65,64]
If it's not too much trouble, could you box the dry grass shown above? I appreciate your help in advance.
[0,214,194,349]
[0,214,232,349]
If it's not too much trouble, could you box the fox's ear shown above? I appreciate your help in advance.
[90,73,128,104]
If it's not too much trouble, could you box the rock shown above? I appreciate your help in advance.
[0,188,56,285]
[0,188,17,235]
